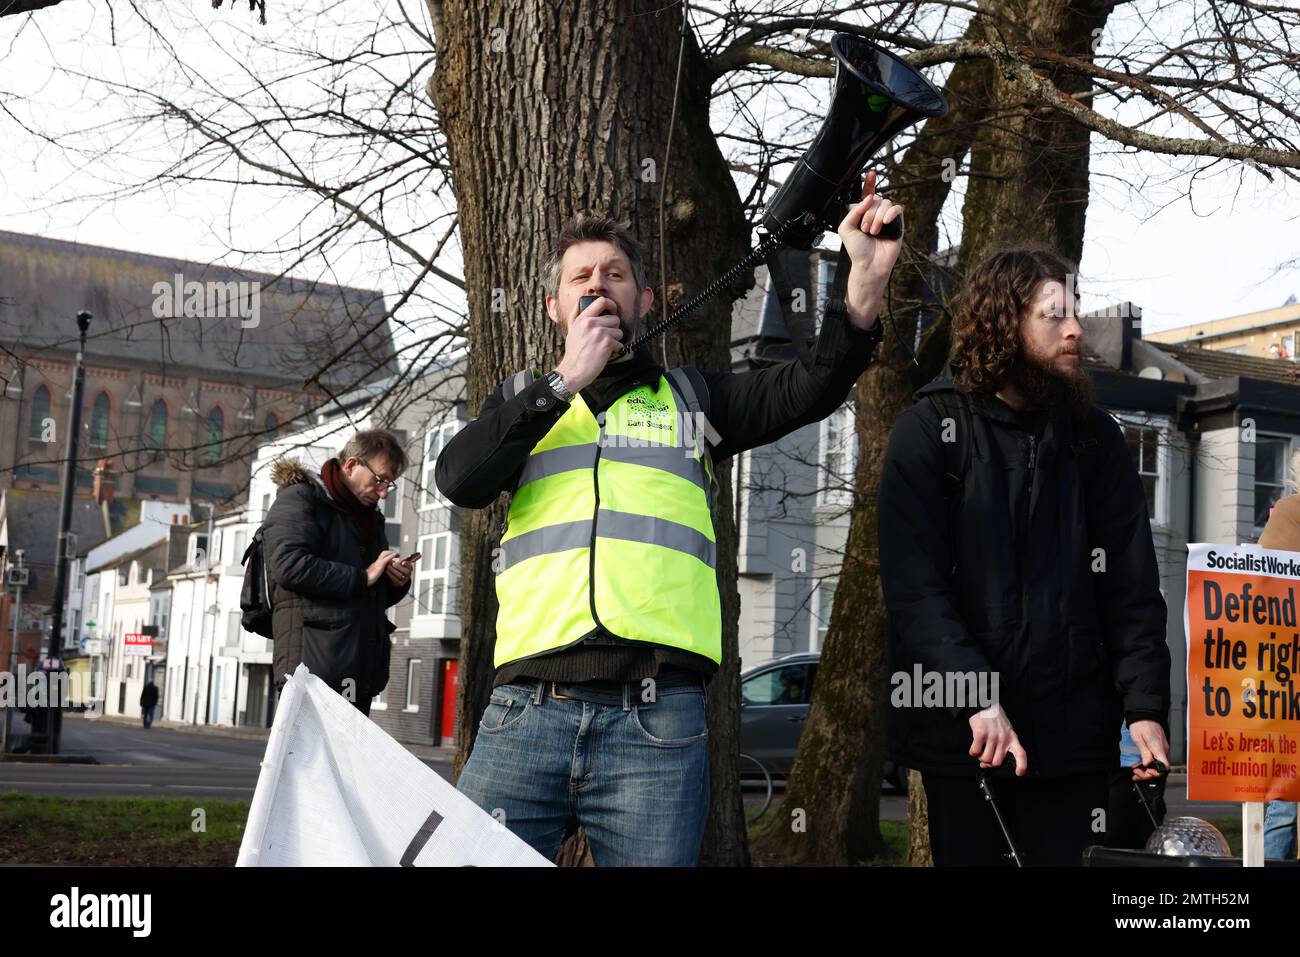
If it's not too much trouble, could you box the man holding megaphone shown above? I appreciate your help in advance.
[435,172,902,866]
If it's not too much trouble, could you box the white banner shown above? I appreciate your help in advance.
[237,663,551,867]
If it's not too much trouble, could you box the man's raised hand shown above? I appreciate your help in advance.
[836,169,904,331]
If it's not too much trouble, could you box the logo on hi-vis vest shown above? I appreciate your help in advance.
[623,393,673,431]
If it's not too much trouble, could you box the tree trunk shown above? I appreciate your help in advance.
[957,0,1112,271]
[748,11,999,866]
[427,0,752,865]
[753,0,1114,866]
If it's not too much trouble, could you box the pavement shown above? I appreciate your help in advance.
[63,710,458,762]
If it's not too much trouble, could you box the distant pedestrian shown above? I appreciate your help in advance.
[140,679,160,729]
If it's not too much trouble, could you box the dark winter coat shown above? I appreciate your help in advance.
[877,366,1171,777]
[262,458,409,700]
[139,683,159,709]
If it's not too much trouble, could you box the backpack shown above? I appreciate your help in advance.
[239,527,274,639]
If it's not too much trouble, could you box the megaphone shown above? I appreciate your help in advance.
[762,34,949,250]
[619,33,947,357]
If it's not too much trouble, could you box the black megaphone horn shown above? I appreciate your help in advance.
[762,34,949,250]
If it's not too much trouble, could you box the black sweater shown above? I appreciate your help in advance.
[435,309,883,686]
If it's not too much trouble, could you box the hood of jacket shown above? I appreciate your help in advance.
[272,457,316,488]
[271,457,339,506]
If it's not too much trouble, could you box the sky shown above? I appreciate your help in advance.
[0,1,1296,353]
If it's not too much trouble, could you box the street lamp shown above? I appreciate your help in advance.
[42,311,92,754]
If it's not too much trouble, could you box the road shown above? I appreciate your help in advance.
[0,714,454,801]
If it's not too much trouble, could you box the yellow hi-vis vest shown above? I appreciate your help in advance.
[493,367,721,668]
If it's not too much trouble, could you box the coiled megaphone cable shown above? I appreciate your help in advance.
[618,213,812,357]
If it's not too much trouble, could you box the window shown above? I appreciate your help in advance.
[264,412,279,441]
[1120,421,1161,520]
[226,610,241,650]
[405,659,422,711]
[421,419,461,509]
[741,663,818,706]
[381,478,402,522]
[147,400,168,450]
[413,533,452,616]
[1255,436,1290,529]
[1111,413,1169,526]
[89,392,110,450]
[204,407,224,464]
[29,385,50,441]
[232,529,247,565]
[190,533,209,569]
[817,405,857,507]
[261,493,272,520]
[809,578,836,653]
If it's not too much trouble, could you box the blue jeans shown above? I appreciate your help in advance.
[457,679,710,866]
[1264,800,1297,860]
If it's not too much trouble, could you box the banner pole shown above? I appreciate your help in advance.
[1242,802,1265,866]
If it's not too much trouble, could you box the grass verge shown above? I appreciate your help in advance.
[0,792,247,866]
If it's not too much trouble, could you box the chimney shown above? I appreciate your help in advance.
[93,458,115,538]
[1121,303,1142,371]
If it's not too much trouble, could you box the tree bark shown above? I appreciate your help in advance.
[749,11,997,865]
[427,0,752,865]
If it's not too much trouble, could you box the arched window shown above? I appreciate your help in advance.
[28,385,50,441]
[89,392,110,450]
[147,400,168,450]
[204,407,224,463]
[264,412,278,441]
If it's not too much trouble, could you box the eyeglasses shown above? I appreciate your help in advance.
[357,458,398,492]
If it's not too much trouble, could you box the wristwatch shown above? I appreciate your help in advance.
[545,369,574,403]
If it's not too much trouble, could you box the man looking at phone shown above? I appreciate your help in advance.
[436,173,902,865]
[263,429,413,715]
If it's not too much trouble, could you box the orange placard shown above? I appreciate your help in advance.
[1185,543,1300,802]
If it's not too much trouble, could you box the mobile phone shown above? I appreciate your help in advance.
[400,552,421,566]
[579,295,602,314]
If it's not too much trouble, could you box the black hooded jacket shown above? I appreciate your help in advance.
[262,458,409,700]
[877,366,1171,777]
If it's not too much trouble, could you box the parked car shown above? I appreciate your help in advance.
[739,651,907,792]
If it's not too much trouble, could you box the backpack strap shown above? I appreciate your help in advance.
[925,391,975,577]
[664,366,721,447]
[501,367,538,401]
[664,366,721,512]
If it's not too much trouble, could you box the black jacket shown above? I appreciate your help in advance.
[877,367,1171,777]
[262,458,409,700]
[139,684,159,709]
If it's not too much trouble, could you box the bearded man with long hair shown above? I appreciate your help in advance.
[877,247,1172,866]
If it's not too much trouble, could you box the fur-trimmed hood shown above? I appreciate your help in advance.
[271,457,323,490]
